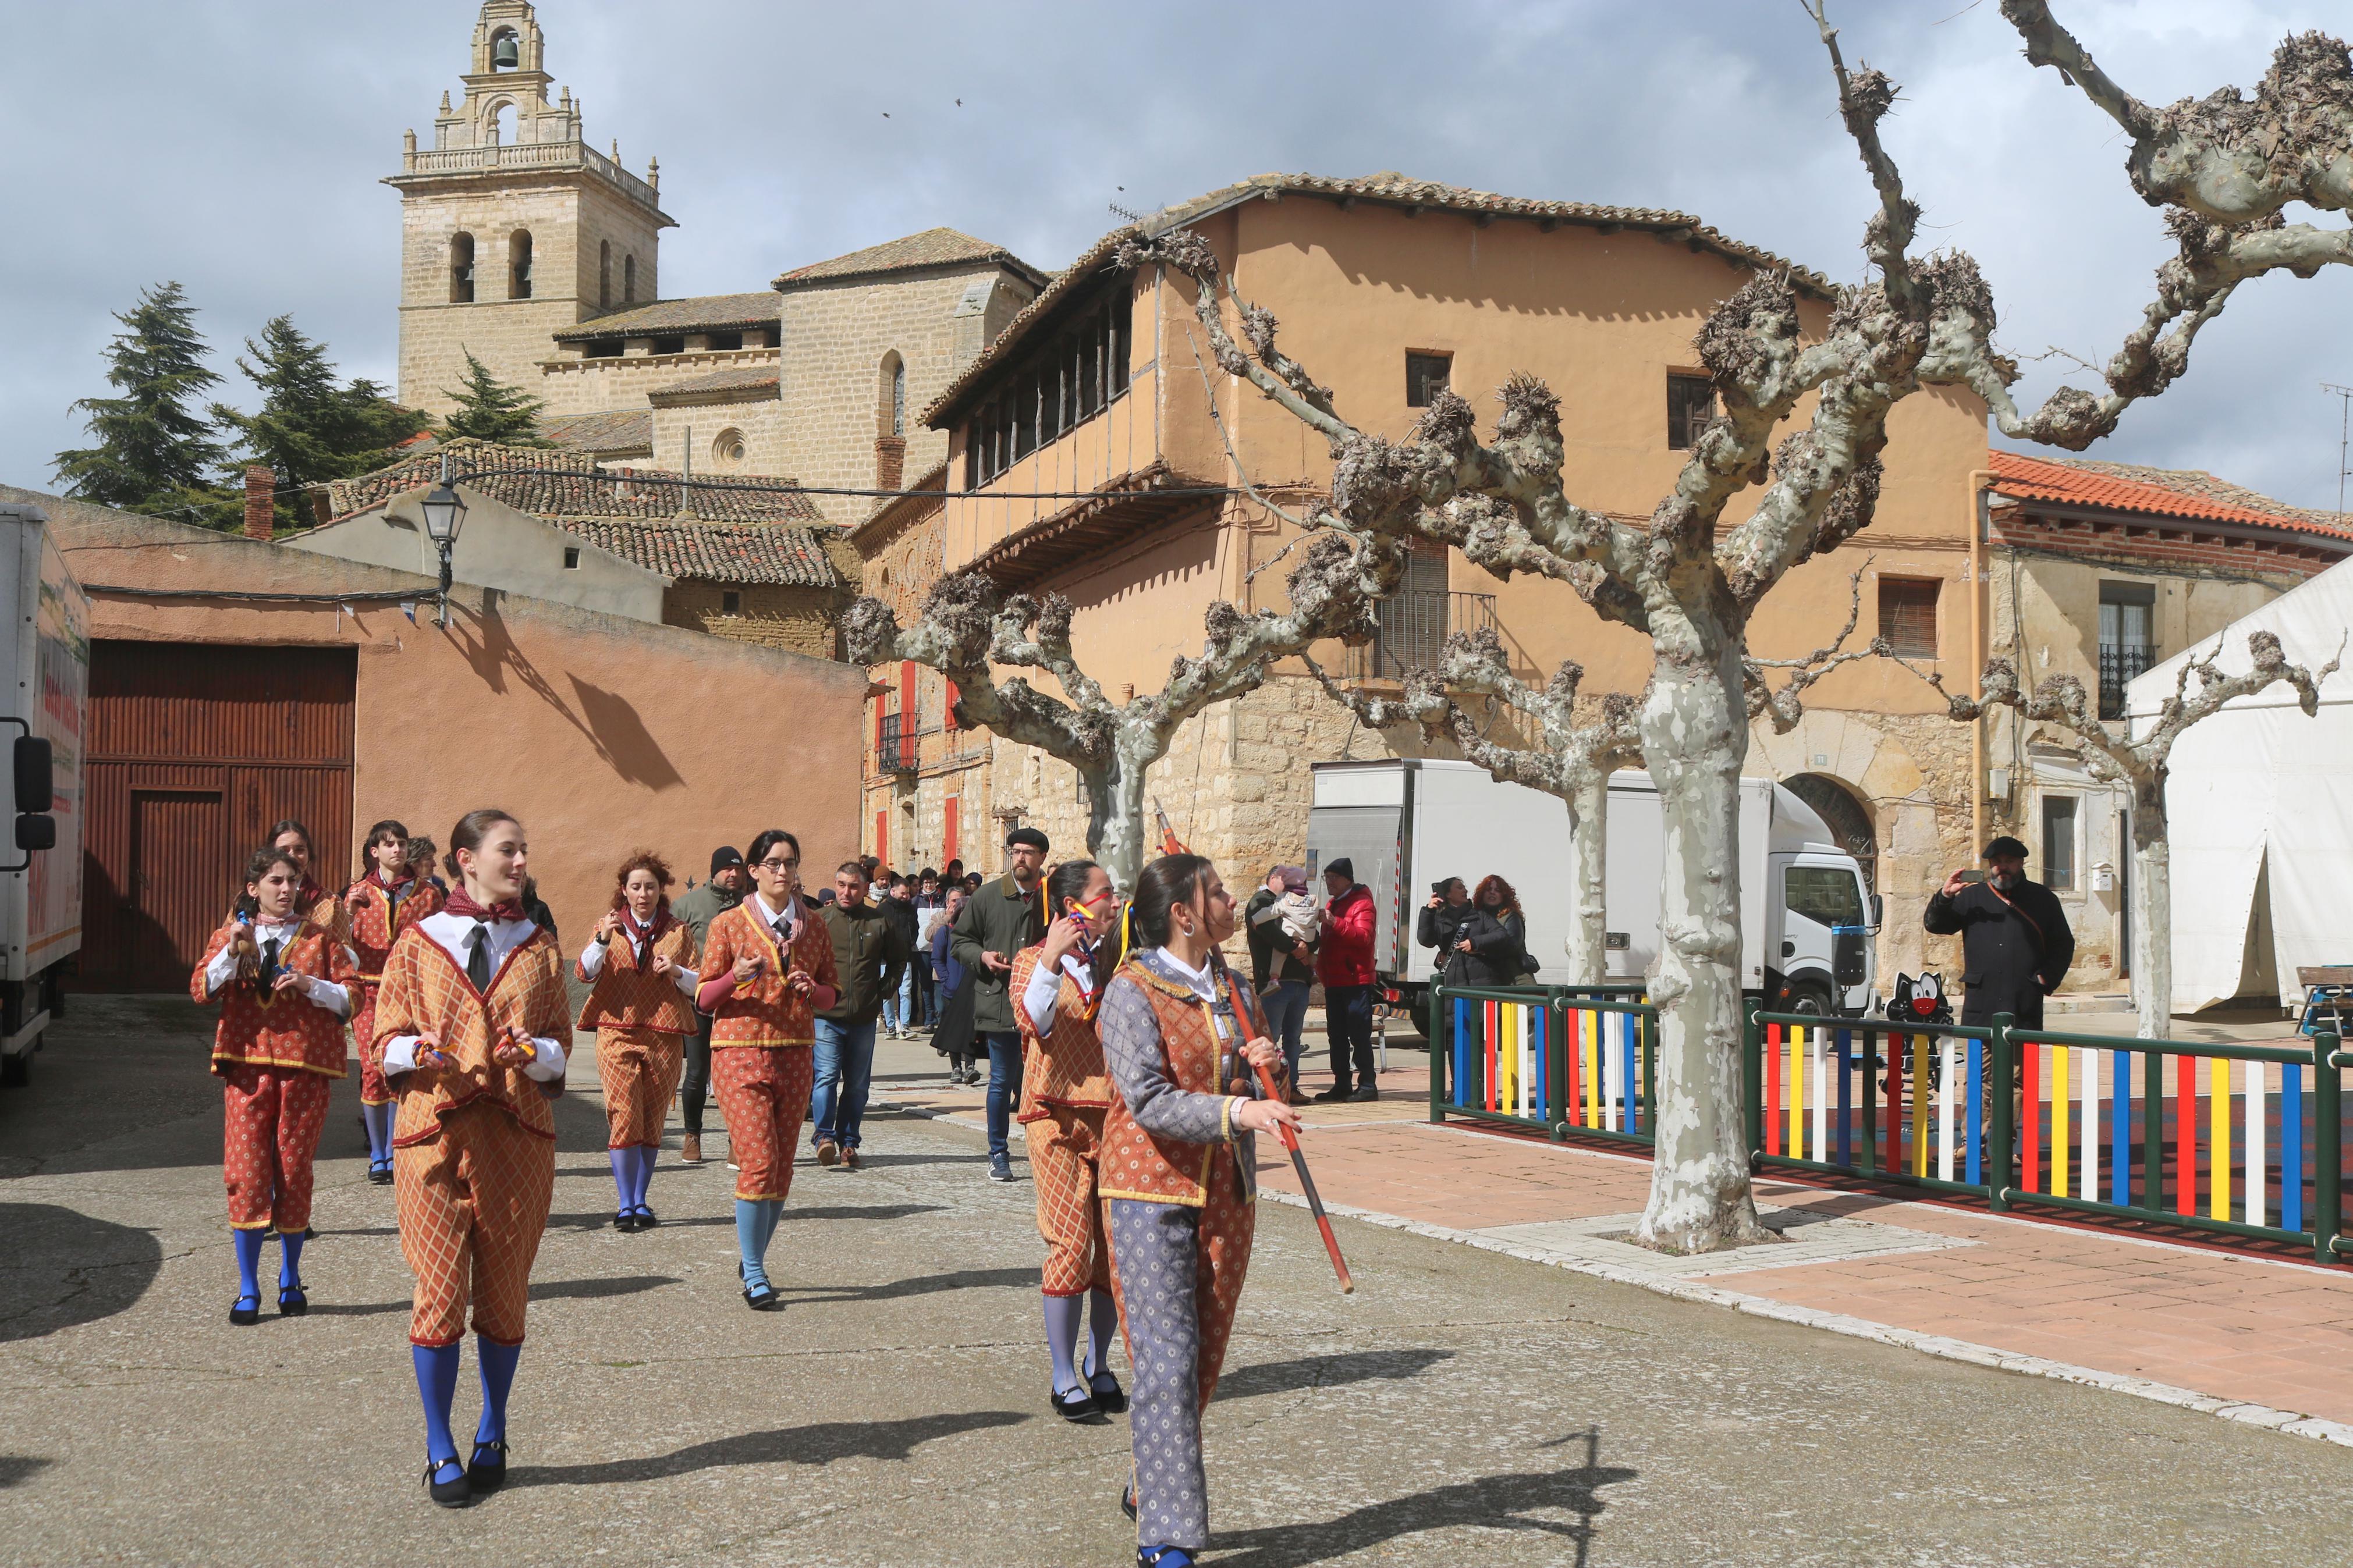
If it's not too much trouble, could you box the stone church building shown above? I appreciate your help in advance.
[386,0,1042,527]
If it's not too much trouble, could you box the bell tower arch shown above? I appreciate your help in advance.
[385,1,673,418]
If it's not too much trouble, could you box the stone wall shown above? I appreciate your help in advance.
[648,397,786,477]
[536,347,778,422]
[663,581,836,657]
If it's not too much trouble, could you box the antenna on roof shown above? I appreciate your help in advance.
[2326,382,2353,522]
[1108,201,1142,222]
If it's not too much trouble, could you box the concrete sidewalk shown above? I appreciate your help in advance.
[876,1024,2353,1443]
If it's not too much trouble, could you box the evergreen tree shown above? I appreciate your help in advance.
[53,282,233,524]
[438,350,552,446]
[215,316,430,529]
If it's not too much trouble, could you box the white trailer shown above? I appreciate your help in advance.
[0,504,87,1086]
[1306,759,1878,1029]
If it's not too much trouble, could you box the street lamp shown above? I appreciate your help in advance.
[419,464,466,626]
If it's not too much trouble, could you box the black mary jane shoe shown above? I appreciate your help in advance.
[424,1455,472,1509]
[1120,1482,1137,1521]
[228,1292,261,1327]
[276,1284,308,1317]
[743,1280,782,1312]
[1138,1548,1194,1568]
[612,1210,640,1233]
[466,1438,509,1495]
[1085,1368,1128,1414]
[1051,1384,1099,1423]
[370,1162,395,1186]
[631,1206,658,1231]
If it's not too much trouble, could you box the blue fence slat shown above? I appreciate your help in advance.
[1965,1036,1983,1187]
[2111,1047,2130,1207]
[1452,997,1472,1111]
[2284,1061,2304,1235]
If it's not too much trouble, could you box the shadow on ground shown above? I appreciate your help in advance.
[1220,1347,1455,1401]
[1211,1429,1631,1568]
[0,1203,165,1342]
[506,1409,1028,1489]
[779,1266,1037,1304]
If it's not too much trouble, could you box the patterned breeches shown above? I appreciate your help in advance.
[392,1101,556,1347]
[1105,1155,1255,1552]
[597,1027,684,1149]
[711,1046,812,1203]
[221,1062,331,1232]
[353,986,391,1106]
[1029,1104,1112,1296]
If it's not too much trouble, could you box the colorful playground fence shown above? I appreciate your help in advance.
[1428,983,2352,1266]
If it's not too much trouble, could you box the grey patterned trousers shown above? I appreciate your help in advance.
[1109,1196,1212,1551]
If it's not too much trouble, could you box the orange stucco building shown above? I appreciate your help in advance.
[863,173,1993,978]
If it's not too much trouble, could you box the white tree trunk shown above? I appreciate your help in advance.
[1634,648,1773,1252]
[2132,795,2171,1041]
[1091,757,1151,894]
[1564,771,1610,988]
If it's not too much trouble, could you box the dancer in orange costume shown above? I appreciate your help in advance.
[1012,857,1128,1421]
[372,809,572,1509]
[576,849,700,1232]
[345,819,445,1184]
[1096,855,1296,1568]
[193,843,357,1326]
[693,828,837,1311]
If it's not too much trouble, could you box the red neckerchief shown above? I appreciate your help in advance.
[619,905,672,967]
[297,878,328,913]
[444,886,526,923]
[1062,929,1107,1021]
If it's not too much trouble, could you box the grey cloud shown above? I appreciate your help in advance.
[6,1,2351,511]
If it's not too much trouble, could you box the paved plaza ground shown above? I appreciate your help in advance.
[5,998,2352,1565]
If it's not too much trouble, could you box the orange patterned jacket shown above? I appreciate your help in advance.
[1012,943,1111,1120]
[296,880,352,949]
[576,913,699,1035]
[371,923,574,1143]
[191,920,357,1078]
[700,898,837,1048]
[1097,957,1274,1207]
[343,873,446,984]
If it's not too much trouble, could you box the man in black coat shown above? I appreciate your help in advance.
[1922,835,2075,1027]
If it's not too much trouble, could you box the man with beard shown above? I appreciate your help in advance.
[1923,834,2075,1029]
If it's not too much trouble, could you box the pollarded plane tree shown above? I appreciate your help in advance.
[841,533,1407,893]
[1900,632,2340,1041]
[1130,2,2347,1253]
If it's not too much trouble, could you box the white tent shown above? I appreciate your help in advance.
[2127,557,2353,1011]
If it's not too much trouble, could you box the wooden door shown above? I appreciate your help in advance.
[128,790,226,990]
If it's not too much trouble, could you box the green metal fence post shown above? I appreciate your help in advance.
[1429,985,1449,1125]
[1547,989,1571,1142]
[1988,1013,2015,1213]
[1742,997,1764,1164]
[2143,1040,2164,1213]
[2315,1031,2341,1266]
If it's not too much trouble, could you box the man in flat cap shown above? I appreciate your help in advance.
[1925,835,2075,1030]
[952,825,1050,1182]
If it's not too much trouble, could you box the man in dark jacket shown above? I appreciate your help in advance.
[1245,865,1318,1103]
[670,847,746,1164]
[1316,858,1380,1103]
[950,826,1048,1181]
[878,875,922,1039]
[1923,835,2075,1027]
[1416,877,1472,982]
[812,861,909,1171]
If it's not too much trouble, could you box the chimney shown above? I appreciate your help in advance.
[874,436,906,493]
[243,466,276,541]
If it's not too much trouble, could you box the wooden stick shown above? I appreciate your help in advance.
[1251,1058,1354,1293]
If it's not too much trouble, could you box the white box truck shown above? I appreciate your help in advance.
[0,503,87,1086]
[1305,759,1878,1031]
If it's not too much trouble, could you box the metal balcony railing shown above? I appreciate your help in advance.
[1352,590,1500,681]
[2099,643,2154,720]
[876,713,917,774]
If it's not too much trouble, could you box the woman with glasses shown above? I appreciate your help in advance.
[693,829,837,1310]
[1012,859,1128,1420]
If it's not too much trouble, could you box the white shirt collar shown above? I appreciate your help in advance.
[753,890,800,930]
[417,908,538,974]
[1155,945,1216,994]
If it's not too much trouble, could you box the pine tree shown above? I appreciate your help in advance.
[215,316,430,529]
[53,282,233,524]
[438,350,552,446]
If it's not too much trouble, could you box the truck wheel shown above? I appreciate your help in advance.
[1,1050,26,1088]
[1784,981,1834,1018]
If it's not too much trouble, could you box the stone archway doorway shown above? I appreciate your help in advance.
[1787,773,1878,893]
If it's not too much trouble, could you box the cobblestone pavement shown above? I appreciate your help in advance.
[5,1000,2352,1566]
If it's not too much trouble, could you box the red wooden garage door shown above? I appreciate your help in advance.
[80,642,356,991]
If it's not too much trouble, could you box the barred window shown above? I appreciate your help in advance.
[1878,577,1940,660]
[1666,374,1716,449]
[1406,352,1452,408]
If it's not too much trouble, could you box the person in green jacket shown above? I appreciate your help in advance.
[668,847,746,1164]
[950,826,1049,1182]
[811,862,908,1171]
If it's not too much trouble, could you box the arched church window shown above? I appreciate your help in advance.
[712,428,748,470]
[599,241,611,309]
[509,230,533,300]
[623,254,636,304]
[878,351,906,438]
[449,233,475,304]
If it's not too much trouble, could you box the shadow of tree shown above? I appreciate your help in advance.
[506,1409,1027,1489]
[1218,1347,1455,1402]
[0,1204,163,1343]
[778,1205,949,1224]
[0,1457,53,1489]
[1211,1429,1630,1568]
[570,676,685,792]
[534,1274,680,1302]
[783,1266,1037,1304]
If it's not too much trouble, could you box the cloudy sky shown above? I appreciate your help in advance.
[8,1,2352,509]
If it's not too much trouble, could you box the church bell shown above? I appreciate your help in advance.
[491,33,520,69]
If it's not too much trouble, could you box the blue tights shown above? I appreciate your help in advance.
[610,1146,658,1213]
[230,1228,266,1307]
[413,1338,520,1478]
[734,1197,783,1288]
[361,1102,395,1167]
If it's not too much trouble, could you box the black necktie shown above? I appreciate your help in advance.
[773,915,790,950]
[467,925,491,990]
[259,937,281,989]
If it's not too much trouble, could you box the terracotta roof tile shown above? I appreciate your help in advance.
[925,170,1832,428]
[326,440,824,527]
[773,226,1046,290]
[552,291,779,342]
[550,518,840,588]
[541,407,652,454]
[1988,450,2353,541]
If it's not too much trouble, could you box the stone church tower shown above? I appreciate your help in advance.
[386,1,673,417]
